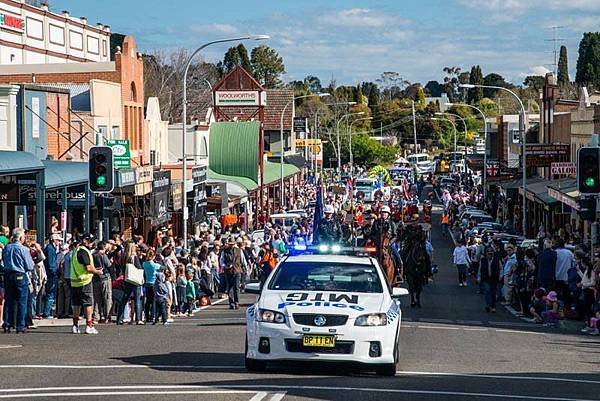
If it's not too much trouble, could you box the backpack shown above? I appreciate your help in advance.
[223,247,235,268]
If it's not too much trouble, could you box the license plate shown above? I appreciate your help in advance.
[302,335,335,348]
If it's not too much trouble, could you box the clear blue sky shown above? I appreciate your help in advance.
[50,0,597,86]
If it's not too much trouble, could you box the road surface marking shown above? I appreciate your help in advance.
[398,371,600,385]
[0,345,22,349]
[0,385,592,401]
[269,392,287,401]
[416,325,460,330]
[249,392,268,401]
[0,364,244,370]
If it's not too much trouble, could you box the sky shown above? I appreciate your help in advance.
[50,0,600,86]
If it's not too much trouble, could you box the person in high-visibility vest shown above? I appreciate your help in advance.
[70,234,104,335]
[441,212,450,238]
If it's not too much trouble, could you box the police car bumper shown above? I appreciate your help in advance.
[246,318,399,364]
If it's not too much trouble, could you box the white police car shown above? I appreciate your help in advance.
[245,247,408,376]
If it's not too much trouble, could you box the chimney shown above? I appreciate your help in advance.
[103,25,111,33]
[80,16,87,25]
[40,2,48,11]
[62,10,69,18]
[96,22,103,29]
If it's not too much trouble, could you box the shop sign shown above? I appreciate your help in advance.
[136,166,154,183]
[548,187,579,210]
[0,13,25,32]
[171,182,183,211]
[550,162,576,176]
[214,90,263,106]
[152,170,170,222]
[116,169,136,187]
[192,165,207,185]
[106,139,131,169]
[525,144,569,168]
[293,117,308,133]
[19,185,87,206]
[0,185,18,202]
[295,138,321,147]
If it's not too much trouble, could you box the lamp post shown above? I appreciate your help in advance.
[337,111,365,175]
[446,102,489,201]
[432,117,458,171]
[280,93,330,207]
[436,111,468,173]
[181,35,269,248]
[460,83,528,236]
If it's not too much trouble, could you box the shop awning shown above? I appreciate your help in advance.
[0,151,44,175]
[284,153,307,169]
[43,160,88,189]
[518,178,559,206]
[207,168,258,192]
[547,178,579,210]
[263,160,300,185]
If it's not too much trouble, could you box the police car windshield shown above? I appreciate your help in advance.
[269,262,383,293]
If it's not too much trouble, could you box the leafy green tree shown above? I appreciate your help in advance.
[355,84,365,104]
[478,97,499,117]
[363,82,380,108]
[483,73,511,98]
[303,75,322,94]
[237,44,252,73]
[425,80,443,97]
[443,66,461,101]
[288,80,309,97]
[221,46,241,73]
[467,65,484,104]
[417,87,426,110]
[575,33,600,87]
[250,45,286,88]
[557,45,569,86]
[523,75,545,91]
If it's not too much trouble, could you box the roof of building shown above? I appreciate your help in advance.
[209,121,260,183]
[264,89,294,131]
[38,83,91,111]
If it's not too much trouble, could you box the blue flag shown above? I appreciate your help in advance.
[312,185,323,245]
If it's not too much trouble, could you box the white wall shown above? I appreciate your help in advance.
[0,85,19,151]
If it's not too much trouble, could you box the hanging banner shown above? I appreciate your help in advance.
[152,170,170,224]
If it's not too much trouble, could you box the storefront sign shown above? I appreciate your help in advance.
[525,144,569,168]
[214,90,264,106]
[0,185,19,202]
[192,165,207,185]
[171,182,183,211]
[293,117,308,133]
[550,162,576,176]
[106,139,131,169]
[152,170,170,223]
[135,166,153,196]
[19,185,87,207]
[116,168,136,187]
[193,184,207,223]
[548,187,579,210]
[295,138,321,147]
[0,13,25,32]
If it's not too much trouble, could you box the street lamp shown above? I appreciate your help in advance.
[337,111,365,175]
[432,117,458,172]
[181,34,269,248]
[349,116,373,176]
[436,112,468,173]
[460,83,528,236]
[446,102,489,200]
[280,93,331,207]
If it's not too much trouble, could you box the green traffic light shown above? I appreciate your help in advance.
[96,175,106,186]
[584,177,596,188]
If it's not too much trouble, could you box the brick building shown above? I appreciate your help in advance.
[0,35,146,163]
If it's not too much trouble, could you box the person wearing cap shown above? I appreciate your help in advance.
[318,204,342,244]
[70,234,104,334]
[370,205,395,251]
[41,233,62,318]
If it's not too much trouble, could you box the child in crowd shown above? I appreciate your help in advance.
[164,268,175,323]
[542,291,560,327]
[175,265,187,317]
[529,288,546,323]
[153,271,169,325]
[185,270,196,316]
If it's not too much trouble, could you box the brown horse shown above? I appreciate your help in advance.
[379,233,396,286]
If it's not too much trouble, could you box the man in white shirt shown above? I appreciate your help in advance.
[553,237,573,302]
[453,239,471,287]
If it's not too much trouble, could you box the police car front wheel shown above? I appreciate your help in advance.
[245,336,267,372]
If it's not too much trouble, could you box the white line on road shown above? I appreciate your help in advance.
[415,325,461,330]
[0,364,244,370]
[0,345,22,349]
[249,392,268,401]
[398,371,600,385]
[269,392,287,401]
[0,385,593,401]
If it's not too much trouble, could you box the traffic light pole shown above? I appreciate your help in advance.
[96,133,104,241]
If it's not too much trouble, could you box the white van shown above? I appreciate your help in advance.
[353,178,378,202]
[269,213,301,231]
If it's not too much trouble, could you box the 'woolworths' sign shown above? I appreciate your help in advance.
[215,91,265,106]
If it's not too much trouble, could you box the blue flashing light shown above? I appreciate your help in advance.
[294,244,307,251]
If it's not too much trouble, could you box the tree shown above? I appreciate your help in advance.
[575,33,600,87]
[557,45,569,86]
[377,71,409,100]
[425,80,443,97]
[467,65,484,104]
[443,66,461,101]
[483,73,511,98]
[303,75,322,94]
[355,84,365,104]
[250,45,286,88]
[523,75,545,91]
[221,46,241,73]
[417,87,426,110]
[237,44,252,73]
[362,82,380,108]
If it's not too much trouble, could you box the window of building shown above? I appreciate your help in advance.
[111,126,119,139]
[98,125,107,138]
[129,82,137,102]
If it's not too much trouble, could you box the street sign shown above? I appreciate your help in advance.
[106,139,131,169]
[293,117,308,133]
[551,162,576,176]
[525,144,569,167]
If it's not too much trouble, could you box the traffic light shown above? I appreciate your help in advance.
[577,147,600,194]
[89,146,114,193]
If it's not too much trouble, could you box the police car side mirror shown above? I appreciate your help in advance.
[245,282,262,295]
[391,287,409,299]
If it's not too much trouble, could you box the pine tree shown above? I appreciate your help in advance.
[467,65,484,104]
[576,32,600,87]
[237,44,252,73]
[557,45,569,86]
[356,84,365,104]
[417,87,426,110]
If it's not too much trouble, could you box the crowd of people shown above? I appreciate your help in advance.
[443,173,600,335]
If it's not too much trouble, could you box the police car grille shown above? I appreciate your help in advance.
[292,314,348,327]
[285,339,354,354]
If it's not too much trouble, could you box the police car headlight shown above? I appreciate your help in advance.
[258,309,286,324]
[318,244,329,252]
[355,313,388,326]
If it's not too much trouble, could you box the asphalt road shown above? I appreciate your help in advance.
[0,210,599,400]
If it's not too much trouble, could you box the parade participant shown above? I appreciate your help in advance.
[220,237,247,310]
[318,205,342,244]
[70,234,104,334]
[402,226,430,307]
[371,206,395,285]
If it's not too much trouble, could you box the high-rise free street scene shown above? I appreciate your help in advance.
[0,1,599,400]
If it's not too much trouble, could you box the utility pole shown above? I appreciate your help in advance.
[545,26,565,75]
[412,100,417,153]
